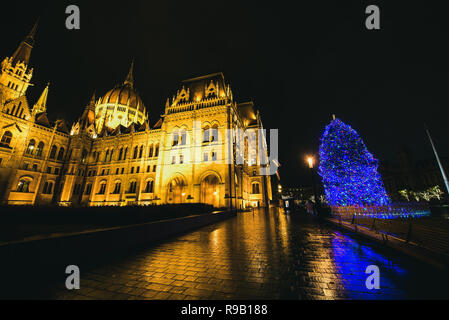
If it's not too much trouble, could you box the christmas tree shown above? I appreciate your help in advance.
[318,118,391,207]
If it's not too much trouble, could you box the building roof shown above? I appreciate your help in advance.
[237,102,258,127]
[98,62,147,115]
[11,21,38,66]
[172,72,228,104]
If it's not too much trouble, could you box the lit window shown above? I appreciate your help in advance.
[17,179,30,193]
[26,139,36,155]
[1,131,13,148]
[252,183,261,195]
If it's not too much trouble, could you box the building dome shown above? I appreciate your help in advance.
[99,86,145,111]
[95,62,148,132]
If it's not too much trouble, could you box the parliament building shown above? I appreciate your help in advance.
[0,23,273,208]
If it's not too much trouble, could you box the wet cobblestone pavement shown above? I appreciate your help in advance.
[54,208,449,300]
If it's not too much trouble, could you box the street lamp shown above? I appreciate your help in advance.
[307,157,314,170]
[306,156,320,216]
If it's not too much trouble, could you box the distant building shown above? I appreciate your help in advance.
[380,148,449,201]
[282,186,313,202]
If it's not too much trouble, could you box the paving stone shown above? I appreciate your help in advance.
[50,208,449,300]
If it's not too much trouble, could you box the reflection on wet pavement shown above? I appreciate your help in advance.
[55,208,449,300]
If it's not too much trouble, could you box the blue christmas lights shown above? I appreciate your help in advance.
[319,118,391,207]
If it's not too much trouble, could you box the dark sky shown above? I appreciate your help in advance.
[1,1,448,187]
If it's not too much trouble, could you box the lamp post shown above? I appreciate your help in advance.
[307,156,321,216]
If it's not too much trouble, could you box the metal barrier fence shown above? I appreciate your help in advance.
[331,204,449,258]
[331,203,431,219]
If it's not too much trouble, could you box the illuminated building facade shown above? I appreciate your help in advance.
[0,25,272,208]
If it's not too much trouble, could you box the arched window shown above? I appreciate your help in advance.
[26,139,36,155]
[85,184,92,195]
[36,142,45,157]
[118,148,124,161]
[203,126,210,143]
[211,125,219,142]
[154,144,159,158]
[145,180,154,193]
[180,130,187,146]
[0,131,13,148]
[124,147,128,160]
[128,181,137,194]
[252,182,261,195]
[105,150,110,162]
[98,182,107,195]
[113,182,122,194]
[173,131,179,147]
[133,146,138,159]
[139,146,143,159]
[148,145,154,158]
[17,179,31,193]
[57,148,65,161]
[50,145,57,159]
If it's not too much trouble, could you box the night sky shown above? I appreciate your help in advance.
[1,1,448,187]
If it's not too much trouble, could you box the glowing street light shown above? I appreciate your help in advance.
[306,155,320,216]
[307,156,315,169]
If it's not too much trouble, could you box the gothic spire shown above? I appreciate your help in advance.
[33,82,49,115]
[123,60,134,88]
[11,19,39,66]
[87,91,96,111]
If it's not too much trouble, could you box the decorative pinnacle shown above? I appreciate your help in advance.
[124,60,134,88]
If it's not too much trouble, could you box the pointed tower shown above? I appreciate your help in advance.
[0,21,38,102]
[32,82,49,116]
[123,60,134,88]
[71,92,98,138]
[11,20,38,66]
